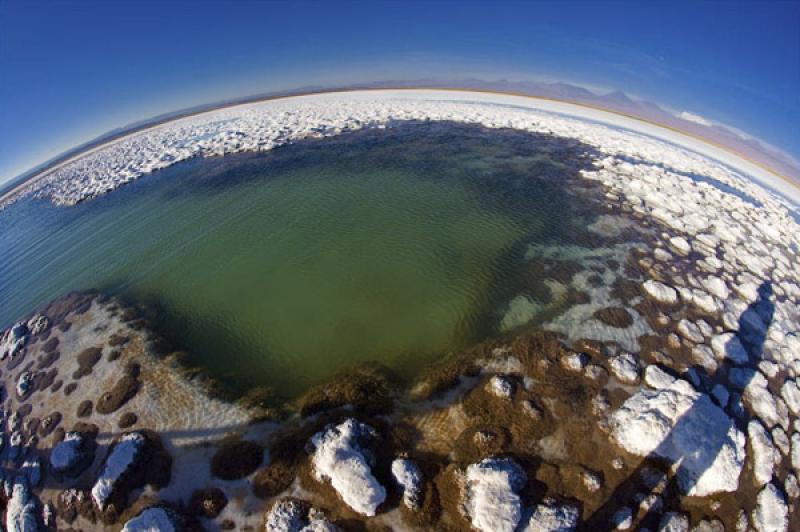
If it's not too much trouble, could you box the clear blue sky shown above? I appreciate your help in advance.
[1,0,798,184]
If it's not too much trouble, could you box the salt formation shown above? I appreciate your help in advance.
[463,457,527,532]
[308,419,386,516]
[609,378,745,496]
[391,458,423,509]
[521,500,580,532]
[91,432,147,509]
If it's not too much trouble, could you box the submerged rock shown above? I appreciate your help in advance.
[609,378,745,496]
[308,419,386,516]
[642,280,679,305]
[463,457,527,532]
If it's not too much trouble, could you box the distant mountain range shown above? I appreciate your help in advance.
[4,79,798,196]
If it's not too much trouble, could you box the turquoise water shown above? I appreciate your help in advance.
[0,122,603,396]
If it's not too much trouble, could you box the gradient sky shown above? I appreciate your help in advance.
[1,0,798,184]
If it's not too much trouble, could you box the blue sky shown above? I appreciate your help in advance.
[1,0,798,184]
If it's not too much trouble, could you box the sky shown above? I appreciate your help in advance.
[0,0,798,185]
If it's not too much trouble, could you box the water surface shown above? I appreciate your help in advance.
[0,122,604,396]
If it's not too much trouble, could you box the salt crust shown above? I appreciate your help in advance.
[464,457,527,532]
[609,378,745,496]
[308,419,386,516]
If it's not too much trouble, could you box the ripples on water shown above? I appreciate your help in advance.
[0,122,613,396]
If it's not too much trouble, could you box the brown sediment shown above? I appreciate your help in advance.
[211,439,264,481]
[73,347,103,379]
[296,362,398,417]
[593,307,634,328]
[118,412,138,429]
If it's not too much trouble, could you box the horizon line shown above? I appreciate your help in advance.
[3,85,799,205]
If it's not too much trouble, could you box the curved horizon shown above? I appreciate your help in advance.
[3,86,799,207]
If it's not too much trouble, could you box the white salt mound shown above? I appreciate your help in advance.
[609,378,745,496]
[122,507,184,532]
[521,500,580,532]
[751,483,788,532]
[464,457,527,532]
[642,280,679,305]
[391,458,423,509]
[309,419,386,516]
[91,432,146,510]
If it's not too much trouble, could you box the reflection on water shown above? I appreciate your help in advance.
[0,122,611,396]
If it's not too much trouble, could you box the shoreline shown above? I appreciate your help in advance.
[2,86,798,209]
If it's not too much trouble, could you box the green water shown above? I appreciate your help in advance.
[0,122,602,396]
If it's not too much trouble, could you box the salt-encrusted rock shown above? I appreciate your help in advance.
[644,365,675,389]
[520,500,580,532]
[781,379,800,416]
[677,319,704,343]
[702,277,730,300]
[611,507,633,530]
[785,473,799,499]
[264,498,337,532]
[609,353,640,384]
[561,353,588,372]
[42,502,55,528]
[658,512,689,532]
[748,421,775,487]
[16,372,34,398]
[26,315,49,336]
[488,375,514,399]
[581,469,602,492]
[740,371,782,428]
[308,419,385,516]
[21,458,41,488]
[6,477,39,532]
[773,427,790,456]
[691,345,718,373]
[751,483,788,532]
[92,432,147,510]
[50,431,95,477]
[711,333,749,365]
[791,432,800,473]
[691,518,725,532]
[1,323,28,360]
[464,457,526,532]
[391,458,422,509]
[122,507,187,532]
[642,280,679,305]
[609,378,745,496]
[669,236,691,256]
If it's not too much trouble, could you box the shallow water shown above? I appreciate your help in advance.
[0,122,608,396]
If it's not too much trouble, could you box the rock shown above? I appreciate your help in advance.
[642,280,679,305]
[581,469,602,493]
[488,375,514,399]
[122,507,187,532]
[74,347,103,379]
[711,384,729,408]
[90,431,171,513]
[264,497,337,532]
[1,323,29,360]
[118,412,138,429]
[593,307,634,328]
[780,379,800,416]
[741,372,782,428]
[609,353,640,384]
[521,500,580,532]
[5,477,39,532]
[76,399,93,418]
[464,457,526,532]
[748,421,776,487]
[751,483,788,532]
[658,512,689,532]
[308,419,386,516]
[669,236,691,256]
[50,432,95,477]
[644,365,675,389]
[691,518,725,532]
[210,439,263,480]
[677,319,704,343]
[611,507,633,530]
[190,487,227,518]
[391,458,423,509]
[21,458,42,488]
[561,353,588,372]
[16,372,34,398]
[711,333,749,365]
[609,378,745,496]
[26,315,49,335]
